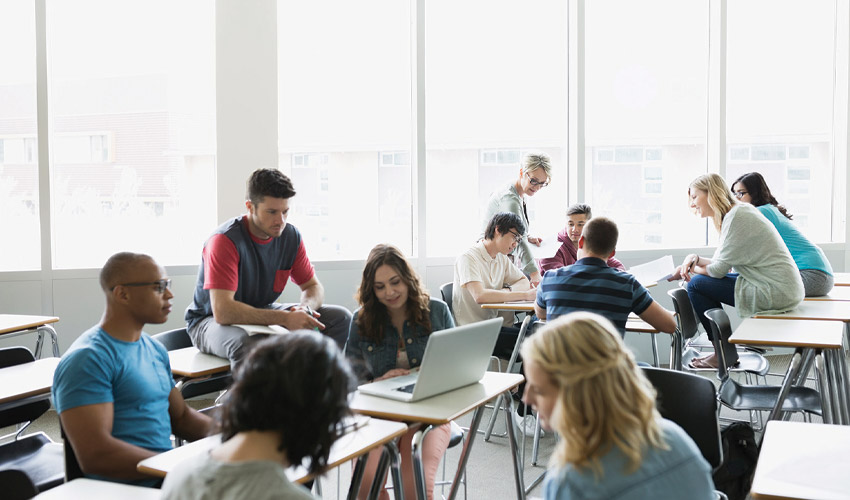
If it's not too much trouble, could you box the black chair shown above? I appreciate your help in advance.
[439,282,454,316]
[642,367,722,469]
[704,308,822,424]
[152,328,232,400]
[668,288,769,382]
[0,469,39,500]
[0,347,64,493]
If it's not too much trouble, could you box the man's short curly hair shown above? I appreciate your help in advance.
[246,168,296,204]
[217,332,353,475]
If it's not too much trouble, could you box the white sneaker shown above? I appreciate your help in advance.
[512,411,543,438]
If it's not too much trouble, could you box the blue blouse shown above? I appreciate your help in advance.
[346,298,455,382]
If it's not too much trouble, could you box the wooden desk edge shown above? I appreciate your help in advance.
[0,316,60,335]
[171,366,230,378]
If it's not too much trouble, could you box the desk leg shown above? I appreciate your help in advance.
[768,351,803,422]
[367,447,392,500]
[485,315,533,441]
[385,441,405,500]
[502,392,527,500]
[827,349,850,425]
[412,425,435,500]
[445,405,487,500]
[814,352,833,425]
[671,330,683,371]
[650,333,659,367]
[35,324,60,358]
[348,455,368,500]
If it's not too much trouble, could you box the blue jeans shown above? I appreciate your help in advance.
[686,273,737,339]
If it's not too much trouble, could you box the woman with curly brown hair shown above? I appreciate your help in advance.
[522,312,714,499]
[347,244,453,500]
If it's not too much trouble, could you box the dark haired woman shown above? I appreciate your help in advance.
[347,244,453,500]
[731,172,833,296]
[161,332,353,499]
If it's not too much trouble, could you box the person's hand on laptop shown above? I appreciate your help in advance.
[376,368,410,381]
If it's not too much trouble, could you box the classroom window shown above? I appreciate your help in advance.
[47,0,217,269]
[0,0,39,272]
[726,0,837,241]
[426,0,568,258]
[586,0,709,249]
[278,0,412,259]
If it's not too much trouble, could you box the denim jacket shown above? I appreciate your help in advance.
[346,298,454,382]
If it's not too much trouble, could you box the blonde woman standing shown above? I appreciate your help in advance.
[482,152,552,286]
[521,312,715,499]
[670,173,803,369]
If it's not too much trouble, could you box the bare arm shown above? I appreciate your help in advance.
[534,301,547,320]
[465,280,537,304]
[209,287,323,331]
[638,301,677,334]
[670,254,714,282]
[168,388,213,442]
[60,403,156,480]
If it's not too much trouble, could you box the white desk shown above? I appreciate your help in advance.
[751,421,850,499]
[831,272,850,287]
[0,314,60,358]
[351,371,526,500]
[137,418,409,499]
[168,346,230,378]
[34,478,160,499]
[806,286,850,302]
[0,357,60,410]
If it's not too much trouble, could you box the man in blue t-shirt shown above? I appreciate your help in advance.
[53,252,212,485]
[534,217,676,336]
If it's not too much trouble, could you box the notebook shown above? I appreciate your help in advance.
[357,317,503,402]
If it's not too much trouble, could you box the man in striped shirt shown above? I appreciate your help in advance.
[534,217,676,336]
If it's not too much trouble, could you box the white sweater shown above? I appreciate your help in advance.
[707,203,804,317]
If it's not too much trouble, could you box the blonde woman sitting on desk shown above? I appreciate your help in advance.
[347,244,454,500]
[522,312,715,500]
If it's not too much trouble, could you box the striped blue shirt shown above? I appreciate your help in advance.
[535,257,653,335]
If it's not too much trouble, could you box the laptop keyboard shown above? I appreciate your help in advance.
[395,383,416,394]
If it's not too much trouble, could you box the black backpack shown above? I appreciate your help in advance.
[713,422,760,500]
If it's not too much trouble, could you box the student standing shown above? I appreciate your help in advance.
[347,244,453,500]
[731,171,833,296]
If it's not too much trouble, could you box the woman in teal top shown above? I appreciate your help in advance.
[731,172,833,296]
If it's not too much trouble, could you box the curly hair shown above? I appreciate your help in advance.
[355,244,432,342]
[731,172,793,220]
[246,168,296,204]
[689,173,736,232]
[521,312,665,477]
[217,332,353,476]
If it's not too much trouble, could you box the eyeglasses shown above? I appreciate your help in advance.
[733,190,748,199]
[112,279,172,293]
[508,230,524,243]
[525,172,550,188]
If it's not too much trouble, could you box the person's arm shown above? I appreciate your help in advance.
[637,301,677,334]
[464,280,536,304]
[295,275,324,313]
[670,254,715,282]
[209,289,323,330]
[168,388,213,442]
[534,301,547,320]
[59,403,157,480]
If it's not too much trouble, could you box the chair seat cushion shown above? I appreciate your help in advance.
[0,433,65,491]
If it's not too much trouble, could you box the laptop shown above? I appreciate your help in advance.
[357,317,503,402]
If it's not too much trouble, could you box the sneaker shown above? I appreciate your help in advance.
[512,411,543,438]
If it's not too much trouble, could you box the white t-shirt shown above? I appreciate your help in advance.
[452,241,524,326]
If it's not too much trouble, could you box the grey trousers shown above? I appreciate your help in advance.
[187,303,352,365]
[801,269,834,297]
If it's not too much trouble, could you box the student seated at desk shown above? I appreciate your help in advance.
[538,203,625,273]
[347,244,452,500]
[522,312,715,500]
[534,217,676,336]
[161,332,353,500]
[53,252,212,486]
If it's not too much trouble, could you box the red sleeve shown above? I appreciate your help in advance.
[608,256,626,271]
[203,234,240,291]
[289,239,316,286]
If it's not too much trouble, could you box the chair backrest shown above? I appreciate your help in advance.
[667,288,700,341]
[440,282,454,315]
[0,469,38,500]
[152,328,193,351]
[642,367,723,469]
[60,423,85,482]
[0,347,49,429]
[703,308,738,379]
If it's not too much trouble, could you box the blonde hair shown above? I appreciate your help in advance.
[689,173,736,232]
[522,152,552,178]
[521,312,665,476]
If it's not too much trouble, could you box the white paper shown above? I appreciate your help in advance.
[627,255,675,287]
[528,238,561,260]
[232,324,289,336]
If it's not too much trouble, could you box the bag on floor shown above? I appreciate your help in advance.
[713,422,760,500]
